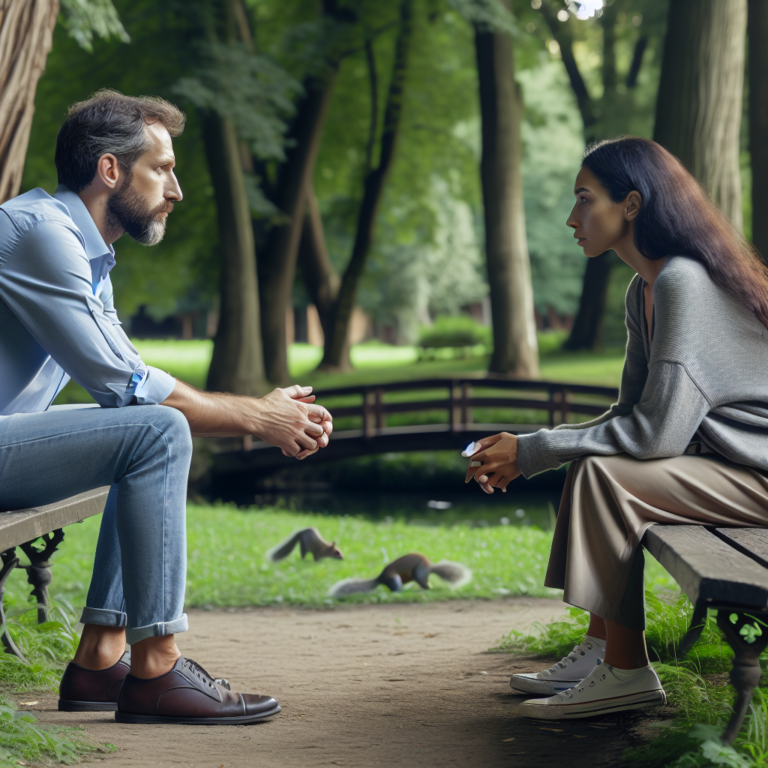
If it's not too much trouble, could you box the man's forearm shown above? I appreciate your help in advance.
[161,379,262,436]
[160,379,331,458]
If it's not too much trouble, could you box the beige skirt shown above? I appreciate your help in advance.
[546,454,768,630]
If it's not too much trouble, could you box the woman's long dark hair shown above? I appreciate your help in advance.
[583,136,768,330]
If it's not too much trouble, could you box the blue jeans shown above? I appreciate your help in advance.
[0,403,192,644]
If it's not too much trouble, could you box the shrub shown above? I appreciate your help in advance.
[418,316,491,350]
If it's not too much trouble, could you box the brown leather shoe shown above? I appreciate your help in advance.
[58,651,131,712]
[115,656,280,725]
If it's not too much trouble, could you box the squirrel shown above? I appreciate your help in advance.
[328,553,471,597]
[267,527,343,562]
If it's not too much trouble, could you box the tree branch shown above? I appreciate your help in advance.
[626,35,648,88]
[364,36,378,174]
[538,0,596,136]
[339,20,398,58]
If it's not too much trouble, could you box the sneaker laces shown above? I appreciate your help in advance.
[557,666,608,701]
[542,640,597,677]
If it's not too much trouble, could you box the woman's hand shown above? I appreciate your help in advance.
[464,432,521,494]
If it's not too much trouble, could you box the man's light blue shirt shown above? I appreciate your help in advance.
[0,185,176,414]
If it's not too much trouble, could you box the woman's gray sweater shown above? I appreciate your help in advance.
[516,255,768,478]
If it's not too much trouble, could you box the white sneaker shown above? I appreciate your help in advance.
[509,636,605,696]
[518,662,666,720]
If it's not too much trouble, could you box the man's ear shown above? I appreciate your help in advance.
[95,153,122,190]
[624,190,642,221]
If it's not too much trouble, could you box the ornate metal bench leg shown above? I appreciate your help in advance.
[0,548,27,662]
[19,529,64,624]
[716,610,768,746]
[678,604,708,658]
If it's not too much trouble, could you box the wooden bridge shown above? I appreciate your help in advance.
[212,377,618,475]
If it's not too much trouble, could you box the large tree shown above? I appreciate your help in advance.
[474,4,538,377]
[654,0,747,230]
[0,0,59,203]
[535,0,664,350]
[749,0,768,257]
[256,1,345,385]
[201,109,265,394]
[176,0,301,394]
[318,0,414,371]
[0,0,128,204]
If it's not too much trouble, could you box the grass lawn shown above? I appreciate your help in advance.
[53,336,627,405]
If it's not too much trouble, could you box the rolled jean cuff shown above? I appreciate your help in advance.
[125,614,189,645]
[79,607,127,628]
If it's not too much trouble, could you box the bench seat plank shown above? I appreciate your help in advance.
[0,487,110,551]
[714,528,768,569]
[643,525,768,611]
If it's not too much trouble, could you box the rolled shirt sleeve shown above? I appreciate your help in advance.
[0,219,175,407]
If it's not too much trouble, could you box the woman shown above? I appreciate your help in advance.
[466,136,768,720]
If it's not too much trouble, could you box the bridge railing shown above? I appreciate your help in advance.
[227,377,619,467]
[240,377,618,449]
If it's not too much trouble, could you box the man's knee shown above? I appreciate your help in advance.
[144,405,192,461]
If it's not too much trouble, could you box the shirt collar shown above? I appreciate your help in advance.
[54,185,114,262]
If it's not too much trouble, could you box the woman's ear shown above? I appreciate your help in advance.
[624,190,642,221]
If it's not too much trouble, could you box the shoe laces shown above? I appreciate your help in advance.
[184,658,216,689]
[558,667,607,701]
[544,640,596,676]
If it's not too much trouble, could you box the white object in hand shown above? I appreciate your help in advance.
[470,461,482,468]
[461,442,479,458]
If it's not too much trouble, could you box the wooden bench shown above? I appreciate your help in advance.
[644,525,768,745]
[0,487,110,662]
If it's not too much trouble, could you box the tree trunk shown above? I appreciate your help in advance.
[202,111,266,395]
[541,0,613,351]
[562,251,614,351]
[749,0,768,257]
[0,0,59,203]
[297,183,339,338]
[474,12,539,377]
[257,71,337,384]
[318,0,414,372]
[654,0,747,230]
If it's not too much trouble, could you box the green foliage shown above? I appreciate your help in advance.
[418,315,491,349]
[59,0,129,52]
[0,596,81,693]
[0,697,110,767]
[0,597,112,766]
[173,37,301,195]
[447,0,517,35]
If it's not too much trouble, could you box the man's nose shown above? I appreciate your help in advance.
[168,173,183,202]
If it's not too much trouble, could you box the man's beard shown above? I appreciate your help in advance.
[106,180,173,246]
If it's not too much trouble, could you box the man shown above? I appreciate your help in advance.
[0,90,332,724]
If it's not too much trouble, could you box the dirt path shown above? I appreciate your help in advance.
[25,599,659,768]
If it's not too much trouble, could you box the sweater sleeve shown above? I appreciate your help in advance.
[553,276,648,433]
[516,361,711,477]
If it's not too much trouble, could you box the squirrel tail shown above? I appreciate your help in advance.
[429,561,472,589]
[266,530,302,562]
[327,578,380,597]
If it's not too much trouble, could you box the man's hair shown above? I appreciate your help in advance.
[55,89,186,192]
